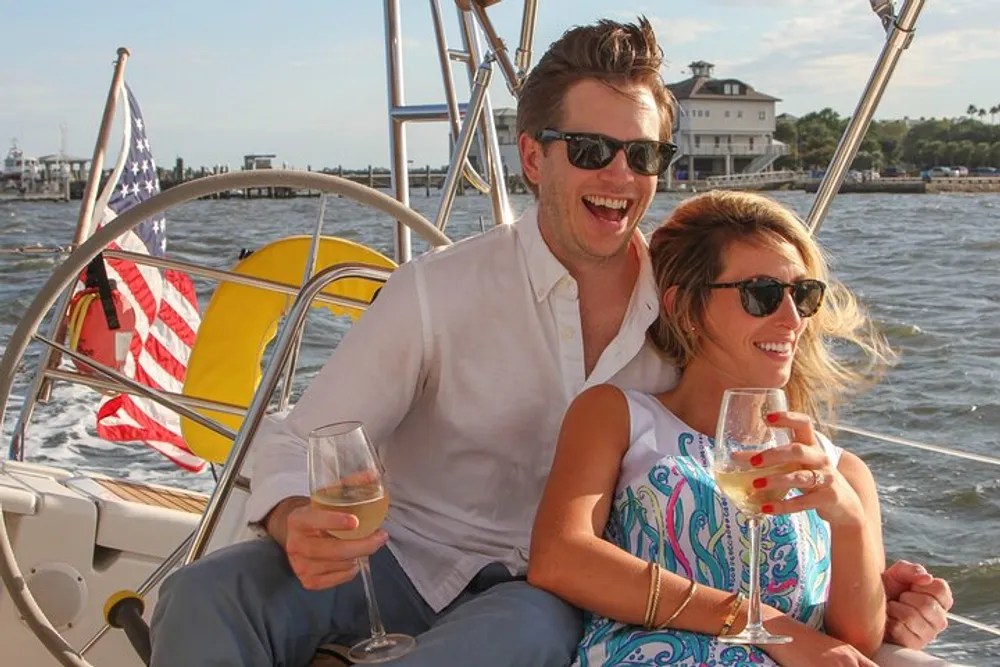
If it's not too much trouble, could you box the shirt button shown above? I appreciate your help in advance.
[561,327,573,340]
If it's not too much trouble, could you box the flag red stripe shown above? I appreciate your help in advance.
[166,269,199,308]
[131,358,165,392]
[97,396,205,472]
[155,298,197,348]
[144,334,187,384]
[106,258,158,322]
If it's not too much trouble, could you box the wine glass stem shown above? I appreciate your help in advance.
[358,556,390,646]
[746,516,765,632]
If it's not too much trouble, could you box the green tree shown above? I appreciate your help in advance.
[774,116,799,170]
[954,139,975,165]
[990,142,1000,167]
[794,108,844,169]
[970,142,991,168]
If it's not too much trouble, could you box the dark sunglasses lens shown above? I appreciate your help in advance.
[625,142,661,175]
[566,135,615,170]
[793,281,824,317]
[742,279,785,317]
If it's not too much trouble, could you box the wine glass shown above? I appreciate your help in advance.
[308,421,416,663]
[712,388,793,645]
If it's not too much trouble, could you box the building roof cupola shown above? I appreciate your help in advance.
[689,60,715,78]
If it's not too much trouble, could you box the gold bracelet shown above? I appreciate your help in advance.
[642,562,659,629]
[648,564,662,629]
[657,578,698,629]
[719,593,745,636]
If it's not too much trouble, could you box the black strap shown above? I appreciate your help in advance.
[83,254,121,330]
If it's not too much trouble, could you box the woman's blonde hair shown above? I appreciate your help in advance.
[647,190,894,427]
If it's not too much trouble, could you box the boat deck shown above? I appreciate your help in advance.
[95,478,208,515]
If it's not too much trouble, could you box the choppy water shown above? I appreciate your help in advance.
[1,191,998,663]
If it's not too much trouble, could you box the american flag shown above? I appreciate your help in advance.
[88,82,206,472]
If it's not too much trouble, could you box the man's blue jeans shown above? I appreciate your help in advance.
[149,539,582,667]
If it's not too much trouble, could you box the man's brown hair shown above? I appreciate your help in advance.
[516,16,676,194]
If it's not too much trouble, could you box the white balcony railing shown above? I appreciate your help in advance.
[704,170,805,186]
[678,144,789,158]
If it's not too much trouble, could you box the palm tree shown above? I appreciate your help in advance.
[992,105,1000,124]
[979,109,988,123]
[967,104,979,118]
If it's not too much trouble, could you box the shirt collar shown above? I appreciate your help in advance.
[515,203,661,323]
[515,204,571,303]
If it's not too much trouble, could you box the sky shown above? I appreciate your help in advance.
[3,0,997,171]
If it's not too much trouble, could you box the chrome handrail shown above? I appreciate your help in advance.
[278,196,329,412]
[429,0,492,196]
[468,1,522,96]
[43,368,247,416]
[383,0,521,241]
[457,7,514,226]
[103,248,374,310]
[515,0,539,78]
[435,54,494,230]
[32,335,237,441]
[806,0,925,234]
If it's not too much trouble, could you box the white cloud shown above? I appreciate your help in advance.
[892,28,1000,89]
[681,0,999,119]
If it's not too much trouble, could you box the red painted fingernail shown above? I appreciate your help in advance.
[765,413,780,424]
[761,504,774,514]
[750,454,764,466]
[753,478,767,489]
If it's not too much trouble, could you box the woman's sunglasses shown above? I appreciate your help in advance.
[707,277,826,318]
[536,129,678,176]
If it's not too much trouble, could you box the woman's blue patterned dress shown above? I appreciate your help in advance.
[575,390,841,667]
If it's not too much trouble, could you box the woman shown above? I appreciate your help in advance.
[528,190,893,666]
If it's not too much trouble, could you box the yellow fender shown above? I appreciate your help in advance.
[181,235,396,464]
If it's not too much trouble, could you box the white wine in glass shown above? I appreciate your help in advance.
[712,388,793,645]
[308,421,416,663]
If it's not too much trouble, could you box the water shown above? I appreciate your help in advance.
[1,190,999,662]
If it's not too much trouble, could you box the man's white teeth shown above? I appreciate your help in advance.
[756,342,792,354]
[583,195,628,209]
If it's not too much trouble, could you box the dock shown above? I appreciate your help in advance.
[157,164,531,199]
[0,192,71,203]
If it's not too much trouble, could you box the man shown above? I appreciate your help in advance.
[149,17,952,667]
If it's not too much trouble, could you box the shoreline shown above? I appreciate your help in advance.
[663,176,1000,195]
[4,175,1000,204]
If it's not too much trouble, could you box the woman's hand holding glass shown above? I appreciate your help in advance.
[736,411,865,528]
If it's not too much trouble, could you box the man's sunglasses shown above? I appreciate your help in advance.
[536,129,678,176]
[707,277,827,318]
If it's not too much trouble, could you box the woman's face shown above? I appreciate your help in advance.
[697,238,812,389]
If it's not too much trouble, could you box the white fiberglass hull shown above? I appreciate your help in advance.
[0,459,249,667]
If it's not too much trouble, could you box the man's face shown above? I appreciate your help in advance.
[520,79,663,268]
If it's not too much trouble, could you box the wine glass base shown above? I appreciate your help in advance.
[347,634,417,664]
[718,628,792,645]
